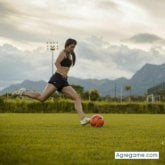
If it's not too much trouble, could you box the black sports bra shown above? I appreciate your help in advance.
[61,56,72,67]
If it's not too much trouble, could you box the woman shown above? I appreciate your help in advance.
[13,38,90,125]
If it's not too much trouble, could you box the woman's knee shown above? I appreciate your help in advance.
[38,96,47,102]
[74,94,81,102]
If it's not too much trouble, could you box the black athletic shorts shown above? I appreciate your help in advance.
[48,72,70,92]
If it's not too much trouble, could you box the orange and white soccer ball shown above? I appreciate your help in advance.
[90,114,104,127]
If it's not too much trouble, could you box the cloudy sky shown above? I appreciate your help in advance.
[0,0,165,89]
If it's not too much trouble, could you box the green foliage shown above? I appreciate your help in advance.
[0,97,5,112]
[89,89,100,101]
[82,91,90,100]
[124,85,132,91]
[71,84,84,97]
[1,98,165,113]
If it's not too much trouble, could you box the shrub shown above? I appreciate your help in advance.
[1,99,165,114]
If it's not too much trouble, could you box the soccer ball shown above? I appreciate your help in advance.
[90,114,104,127]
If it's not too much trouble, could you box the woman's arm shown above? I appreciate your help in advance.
[55,51,67,77]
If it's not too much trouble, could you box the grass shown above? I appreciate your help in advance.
[0,113,165,165]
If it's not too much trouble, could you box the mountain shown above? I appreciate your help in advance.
[1,63,165,96]
[130,63,165,95]
[1,80,46,94]
[68,77,129,96]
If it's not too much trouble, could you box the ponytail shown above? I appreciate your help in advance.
[65,38,77,66]
[71,51,76,66]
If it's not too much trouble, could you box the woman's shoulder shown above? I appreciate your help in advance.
[59,50,67,58]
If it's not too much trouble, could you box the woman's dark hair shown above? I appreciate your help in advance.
[65,38,77,66]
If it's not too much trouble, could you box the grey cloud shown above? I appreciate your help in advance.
[0,1,86,21]
[0,44,50,84]
[128,0,165,18]
[77,43,98,60]
[0,22,48,42]
[0,44,31,81]
[0,2,19,17]
[77,39,103,61]
[94,0,122,16]
[107,45,149,72]
[78,36,165,74]
[0,1,87,43]
[113,45,164,72]
[127,33,164,43]
[0,19,81,43]
[1,36,165,89]
[96,0,118,10]
[76,36,112,62]
[0,2,46,42]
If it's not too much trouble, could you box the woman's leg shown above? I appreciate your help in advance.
[61,86,86,120]
[23,83,57,102]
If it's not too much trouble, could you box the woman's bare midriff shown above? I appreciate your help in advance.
[56,67,69,78]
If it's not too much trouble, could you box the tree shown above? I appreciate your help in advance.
[89,89,100,101]
[71,85,84,97]
[83,91,90,100]
[124,85,132,102]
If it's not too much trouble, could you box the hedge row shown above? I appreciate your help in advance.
[83,101,165,114]
[0,98,165,113]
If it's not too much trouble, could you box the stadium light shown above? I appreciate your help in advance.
[46,41,59,75]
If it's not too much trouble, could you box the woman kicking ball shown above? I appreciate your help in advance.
[13,38,90,125]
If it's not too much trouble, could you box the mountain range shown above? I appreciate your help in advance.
[1,63,165,96]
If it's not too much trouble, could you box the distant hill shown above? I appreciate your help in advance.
[130,63,165,95]
[0,80,46,94]
[1,63,165,96]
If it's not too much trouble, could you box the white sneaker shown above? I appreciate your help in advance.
[80,117,90,125]
[12,88,26,96]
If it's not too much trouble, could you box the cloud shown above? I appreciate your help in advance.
[0,44,51,85]
[95,0,119,11]
[0,1,89,43]
[0,2,46,42]
[127,33,164,43]
[72,36,165,79]
[0,0,164,50]
[0,44,31,82]
[1,35,165,90]
[0,2,20,17]
[0,22,48,43]
[128,0,165,18]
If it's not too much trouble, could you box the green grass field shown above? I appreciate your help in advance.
[0,113,165,165]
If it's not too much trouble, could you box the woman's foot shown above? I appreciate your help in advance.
[12,88,26,96]
[80,117,90,125]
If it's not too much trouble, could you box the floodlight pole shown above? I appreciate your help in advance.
[120,87,123,103]
[46,41,59,75]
